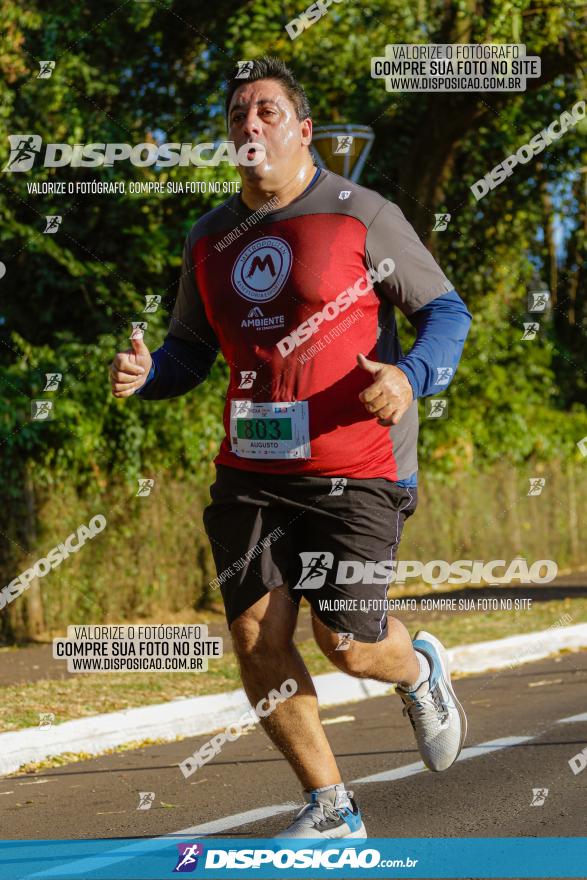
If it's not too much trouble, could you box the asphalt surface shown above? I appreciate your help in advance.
[1,651,586,848]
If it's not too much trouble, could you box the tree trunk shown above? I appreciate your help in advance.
[538,167,558,314]
[18,465,45,640]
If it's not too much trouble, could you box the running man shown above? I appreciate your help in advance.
[109,57,472,840]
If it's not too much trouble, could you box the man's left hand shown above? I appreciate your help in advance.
[357,353,414,426]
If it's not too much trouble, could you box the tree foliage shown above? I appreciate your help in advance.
[0,0,585,577]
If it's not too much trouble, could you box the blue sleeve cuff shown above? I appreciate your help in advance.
[133,334,218,400]
[135,362,156,395]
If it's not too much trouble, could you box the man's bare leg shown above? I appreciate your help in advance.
[310,613,468,776]
[311,613,421,687]
[230,585,341,790]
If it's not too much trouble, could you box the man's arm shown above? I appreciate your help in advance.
[356,200,471,426]
[395,289,472,399]
[135,333,219,400]
[134,234,220,400]
[364,200,472,399]
[366,200,455,314]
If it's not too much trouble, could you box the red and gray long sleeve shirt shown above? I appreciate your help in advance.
[136,167,471,481]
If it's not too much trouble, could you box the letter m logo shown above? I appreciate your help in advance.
[247,254,276,278]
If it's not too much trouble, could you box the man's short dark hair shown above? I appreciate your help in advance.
[225,57,311,122]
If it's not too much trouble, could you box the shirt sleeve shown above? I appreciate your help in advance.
[395,289,472,398]
[365,201,454,316]
[135,333,219,400]
[135,234,220,400]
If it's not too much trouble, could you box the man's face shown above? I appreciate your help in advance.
[227,79,312,186]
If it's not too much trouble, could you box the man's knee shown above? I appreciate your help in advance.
[231,614,268,658]
[326,642,374,677]
[312,619,373,677]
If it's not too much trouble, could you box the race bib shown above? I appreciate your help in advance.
[229,400,310,460]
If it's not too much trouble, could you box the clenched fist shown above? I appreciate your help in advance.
[109,329,152,398]
[357,352,414,426]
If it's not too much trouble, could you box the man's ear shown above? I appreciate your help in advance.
[301,117,313,146]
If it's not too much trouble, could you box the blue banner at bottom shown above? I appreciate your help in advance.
[1,837,585,879]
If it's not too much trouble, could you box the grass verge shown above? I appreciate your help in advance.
[1,596,585,733]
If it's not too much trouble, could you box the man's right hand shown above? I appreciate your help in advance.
[109,329,153,398]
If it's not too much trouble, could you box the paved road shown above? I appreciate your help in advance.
[1,651,586,845]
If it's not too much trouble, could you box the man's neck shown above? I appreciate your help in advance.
[239,159,317,212]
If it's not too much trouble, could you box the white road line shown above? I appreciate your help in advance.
[29,804,299,877]
[29,722,579,876]
[557,711,587,724]
[351,735,531,784]
[175,803,300,835]
[351,758,426,784]
[323,715,355,726]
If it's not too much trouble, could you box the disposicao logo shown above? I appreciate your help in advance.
[2,136,265,171]
[174,843,204,872]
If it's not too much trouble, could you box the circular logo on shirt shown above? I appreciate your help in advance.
[231,237,292,303]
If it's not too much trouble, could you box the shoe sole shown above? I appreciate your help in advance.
[414,629,468,769]
[274,822,367,843]
[319,820,368,840]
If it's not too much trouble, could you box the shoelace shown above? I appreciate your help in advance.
[296,795,353,828]
[402,687,449,730]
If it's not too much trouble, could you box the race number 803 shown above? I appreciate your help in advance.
[236,417,293,440]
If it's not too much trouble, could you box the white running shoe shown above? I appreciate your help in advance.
[274,786,366,839]
[397,630,467,772]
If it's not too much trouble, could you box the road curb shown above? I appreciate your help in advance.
[1,623,586,777]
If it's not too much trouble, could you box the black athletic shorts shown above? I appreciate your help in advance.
[203,464,418,643]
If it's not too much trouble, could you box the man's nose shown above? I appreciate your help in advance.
[242,111,262,137]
